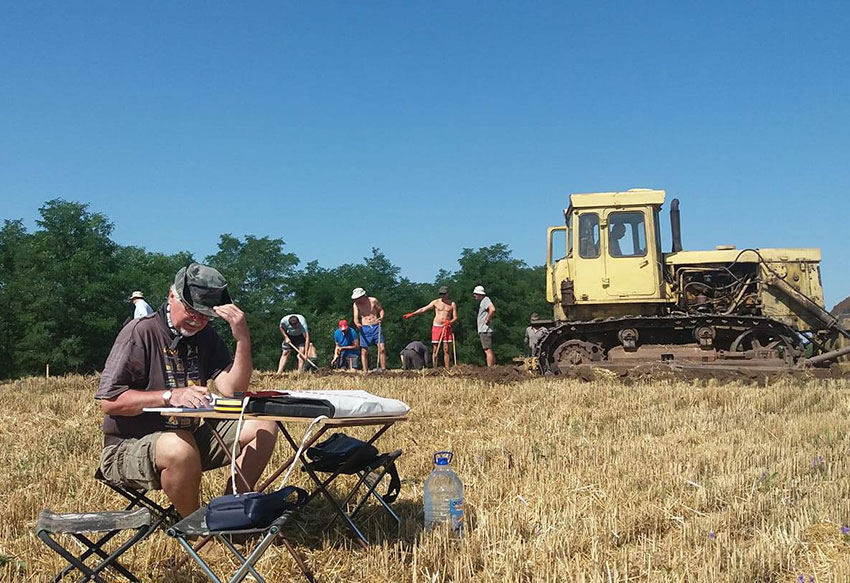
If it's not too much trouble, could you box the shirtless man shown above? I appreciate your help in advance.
[403,285,458,367]
[352,287,386,372]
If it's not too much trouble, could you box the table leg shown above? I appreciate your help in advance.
[183,423,254,563]
[209,423,252,493]
[255,423,330,493]
[287,422,395,548]
[181,417,399,566]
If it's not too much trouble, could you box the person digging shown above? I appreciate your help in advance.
[277,314,317,373]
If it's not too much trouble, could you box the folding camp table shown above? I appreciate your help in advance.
[163,410,408,549]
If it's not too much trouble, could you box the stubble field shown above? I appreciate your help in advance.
[2,370,850,582]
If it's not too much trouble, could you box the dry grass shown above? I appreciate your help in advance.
[2,372,850,582]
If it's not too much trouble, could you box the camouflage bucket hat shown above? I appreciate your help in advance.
[174,263,232,318]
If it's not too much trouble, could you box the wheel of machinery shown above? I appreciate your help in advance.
[617,328,639,350]
[729,328,799,364]
[694,326,715,348]
[551,339,603,368]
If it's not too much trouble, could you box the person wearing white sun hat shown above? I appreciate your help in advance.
[473,285,496,367]
[130,291,154,319]
[352,287,386,372]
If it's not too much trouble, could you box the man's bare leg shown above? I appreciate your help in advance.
[432,344,439,368]
[443,344,451,368]
[378,343,386,369]
[155,431,202,517]
[485,348,495,367]
[361,348,369,372]
[226,419,278,493]
[277,351,289,374]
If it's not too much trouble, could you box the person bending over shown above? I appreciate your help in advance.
[278,313,310,373]
[400,340,432,370]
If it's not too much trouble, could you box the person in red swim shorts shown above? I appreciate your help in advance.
[403,285,458,368]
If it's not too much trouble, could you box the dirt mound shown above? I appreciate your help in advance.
[393,364,532,384]
[295,363,533,384]
[610,363,848,385]
[284,362,849,385]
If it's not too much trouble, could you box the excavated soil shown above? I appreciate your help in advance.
[308,364,530,384]
[604,363,849,386]
[303,362,849,385]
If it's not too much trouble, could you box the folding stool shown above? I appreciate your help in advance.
[95,468,179,531]
[167,505,315,583]
[36,508,151,583]
[308,449,403,544]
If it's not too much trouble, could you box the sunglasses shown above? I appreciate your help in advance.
[180,298,210,321]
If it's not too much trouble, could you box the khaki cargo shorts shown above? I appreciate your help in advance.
[99,420,241,491]
[479,332,493,350]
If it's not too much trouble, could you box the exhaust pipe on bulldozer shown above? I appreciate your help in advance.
[670,198,683,253]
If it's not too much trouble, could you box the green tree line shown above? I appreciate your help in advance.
[0,200,549,379]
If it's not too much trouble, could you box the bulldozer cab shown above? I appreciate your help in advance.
[547,189,666,313]
[601,209,657,297]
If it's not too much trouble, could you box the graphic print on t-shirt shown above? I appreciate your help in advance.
[163,343,202,431]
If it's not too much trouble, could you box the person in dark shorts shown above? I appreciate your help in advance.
[95,263,278,518]
[277,313,310,373]
[474,285,496,366]
[400,340,432,370]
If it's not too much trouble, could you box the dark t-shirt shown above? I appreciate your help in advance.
[95,307,232,444]
[400,341,431,369]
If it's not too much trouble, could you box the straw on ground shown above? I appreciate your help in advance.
[1,372,849,582]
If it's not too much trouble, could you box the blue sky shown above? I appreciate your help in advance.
[1,2,848,307]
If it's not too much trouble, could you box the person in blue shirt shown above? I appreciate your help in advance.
[333,319,360,370]
[130,291,154,319]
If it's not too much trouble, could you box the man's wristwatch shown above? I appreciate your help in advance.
[162,390,173,405]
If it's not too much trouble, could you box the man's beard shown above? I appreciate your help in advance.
[178,327,198,337]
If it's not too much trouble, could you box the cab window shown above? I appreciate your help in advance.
[608,211,647,257]
[578,213,600,258]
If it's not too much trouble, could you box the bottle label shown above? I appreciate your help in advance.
[449,498,464,531]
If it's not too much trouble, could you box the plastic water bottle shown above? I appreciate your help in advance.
[424,451,464,532]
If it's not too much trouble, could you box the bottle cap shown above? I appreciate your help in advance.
[434,451,453,466]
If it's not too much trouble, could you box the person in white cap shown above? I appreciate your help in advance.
[473,285,496,366]
[130,291,154,319]
[352,287,386,372]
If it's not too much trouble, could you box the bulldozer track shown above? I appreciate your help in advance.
[536,313,803,374]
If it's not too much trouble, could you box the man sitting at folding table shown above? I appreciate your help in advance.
[95,263,278,518]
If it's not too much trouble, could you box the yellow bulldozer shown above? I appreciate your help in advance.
[535,188,850,373]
